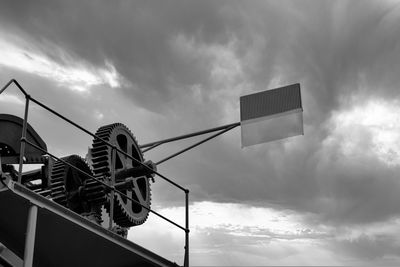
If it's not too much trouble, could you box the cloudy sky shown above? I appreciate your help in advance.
[1,0,400,266]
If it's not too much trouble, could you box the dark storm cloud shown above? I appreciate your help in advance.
[188,0,400,226]
[2,0,400,231]
[1,0,399,113]
[87,0,400,228]
[3,0,400,264]
[0,0,235,112]
[233,0,400,124]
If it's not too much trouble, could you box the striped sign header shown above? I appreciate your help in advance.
[240,83,302,122]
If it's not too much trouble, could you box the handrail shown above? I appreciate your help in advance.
[24,139,187,232]
[0,79,190,266]
[29,96,188,192]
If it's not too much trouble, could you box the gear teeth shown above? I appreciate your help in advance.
[93,168,110,176]
[50,158,68,207]
[91,151,108,159]
[49,155,107,215]
[33,189,52,198]
[105,198,147,227]
[91,145,109,153]
[83,178,107,205]
[92,159,109,168]
[90,123,151,228]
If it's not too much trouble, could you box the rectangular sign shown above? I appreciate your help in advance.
[240,83,303,147]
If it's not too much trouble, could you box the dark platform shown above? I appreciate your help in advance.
[0,181,179,267]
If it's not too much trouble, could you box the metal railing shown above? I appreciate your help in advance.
[1,79,190,267]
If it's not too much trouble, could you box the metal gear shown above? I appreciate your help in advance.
[90,123,151,227]
[50,155,106,217]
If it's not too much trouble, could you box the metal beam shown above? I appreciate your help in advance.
[23,204,38,267]
[0,79,28,97]
[140,122,240,149]
[184,191,189,267]
[18,96,30,184]
[155,123,240,165]
[0,254,14,267]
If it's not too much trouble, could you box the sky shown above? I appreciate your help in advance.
[1,0,400,266]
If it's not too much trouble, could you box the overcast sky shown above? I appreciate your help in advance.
[1,0,400,266]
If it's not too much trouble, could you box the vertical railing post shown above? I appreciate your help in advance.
[18,95,30,184]
[23,204,38,267]
[108,146,116,230]
[0,154,3,179]
[184,189,189,267]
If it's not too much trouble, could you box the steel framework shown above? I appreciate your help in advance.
[0,79,241,267]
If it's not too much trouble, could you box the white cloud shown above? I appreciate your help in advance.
[326,98,400,166]
[0,32,123,93]
[94,110,104,121]
[0,93,24,105]
[128,201,400,265]
[128,201,332,265]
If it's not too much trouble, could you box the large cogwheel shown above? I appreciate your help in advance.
[50,155,106,216]
[90,123,151,227]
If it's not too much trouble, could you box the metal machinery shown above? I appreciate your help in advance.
[0,79,212,267]
[0,79,302,267]
[0,114,157,235]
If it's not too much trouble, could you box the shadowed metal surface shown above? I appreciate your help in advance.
[0,114,47,164]
[0,182,179,267]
